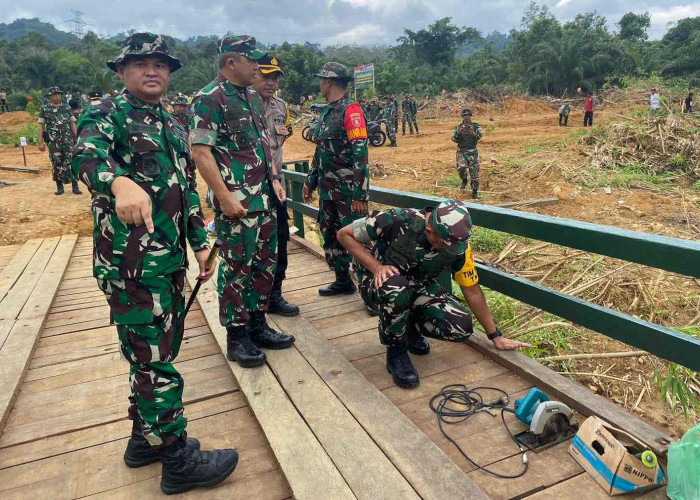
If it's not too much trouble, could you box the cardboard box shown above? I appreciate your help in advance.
[569,416,665,496]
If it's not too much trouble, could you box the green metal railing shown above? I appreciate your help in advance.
[282,160,700,371]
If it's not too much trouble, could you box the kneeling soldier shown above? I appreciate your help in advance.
[72,32,239,494]
[337,199,530,388]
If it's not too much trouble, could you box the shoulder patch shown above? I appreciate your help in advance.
[344,103,367,141]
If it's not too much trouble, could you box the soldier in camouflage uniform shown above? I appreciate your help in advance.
[171,94,190,128]
[302,62,370,296]
[402,94,419,135]
[72,32,239,495]
[337,199,530,388]
[381,96,397,147]
[366,97,382,122]
[452,108,483,199]
[190,34,294,369]
[38,87,80,195]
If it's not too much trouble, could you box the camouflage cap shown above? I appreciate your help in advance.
[107,32,182,72]
[48,86,63,95]
[258,53,284,76]
[461,108,473,116]
[315,62,353,82]
[172,94,189,105]
[429,200,472,254]
[218,33,267,60]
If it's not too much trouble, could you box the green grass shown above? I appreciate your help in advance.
[468,227,514,254]
[581,162,676,190]
[443,173,462,187]
[0,123,39,146]
[653,362,699,420]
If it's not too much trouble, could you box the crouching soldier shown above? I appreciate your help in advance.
[337,199,530,388]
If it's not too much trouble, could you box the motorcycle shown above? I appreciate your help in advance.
[367,119,387,147]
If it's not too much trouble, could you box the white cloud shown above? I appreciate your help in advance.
[556,0,573,7]
[331,23,388,43]
[649,4,700,38]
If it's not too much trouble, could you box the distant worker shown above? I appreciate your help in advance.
[367,97,382,122]
[409,94,419,134]
[358,98,367,117]
[452,108,483,199]
[583,92,595,127]
[390,94,399,133]
[381,96,397,147]
[401,95,417,135]
[0,88,8,112]
[684,92,693,114]
[337,200,530,388]
[302,62,369,297]
[68,97,83,121]
[252,53,300,317]
[38,86,80,196]
[558,103,570,127]
[72,32,238,494]
[88,91,102,103]
[650,88,660,111]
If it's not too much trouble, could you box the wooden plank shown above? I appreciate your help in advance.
[0,407,282,498]
[465,330,673,455]
[185,256,356,500]
[283,272,333,292]
[0,318,44,432]
[0,239,42,303]
[466,441,583,500]
[524,471,666,499]
[0,237,60,321]
[18,235,78,320]
[1,364,237,447]
[273,314,488,500]
[0,392,245,470]
[494,197,559,209]
[0,235,77,432]
[266,317,419,499]
[318,316,378,339]
[0,320,13,352]
[0,166,39,173]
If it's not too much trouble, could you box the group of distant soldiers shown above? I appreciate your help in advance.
[359,94,419,147]
[34,30,524,496]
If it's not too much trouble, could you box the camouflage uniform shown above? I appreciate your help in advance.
[71,33,208,447]
[402,96,419,134]
[190,34,277,328]
[366,100,382,122]
[304,62,369,277]
[352,202,478,347]
[171,95,195,181]
[39,89,77,183]
[381,98,397,145]
[452,109,483,193]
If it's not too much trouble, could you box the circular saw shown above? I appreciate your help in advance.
[513,389,578,452]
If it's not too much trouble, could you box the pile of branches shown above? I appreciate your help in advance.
[583,112,700,179]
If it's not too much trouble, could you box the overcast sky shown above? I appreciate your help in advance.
[3,1,700,45]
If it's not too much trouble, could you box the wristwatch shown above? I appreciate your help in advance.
[273,174,282,181]
[487,327,503,340]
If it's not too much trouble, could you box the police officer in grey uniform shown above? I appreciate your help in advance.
[252,53,300,316]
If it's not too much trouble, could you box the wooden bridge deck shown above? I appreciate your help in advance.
[0,236,670,499]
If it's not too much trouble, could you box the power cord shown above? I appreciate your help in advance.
[429,384,529,479]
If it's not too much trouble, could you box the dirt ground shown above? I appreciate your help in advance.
[1,98,698,436]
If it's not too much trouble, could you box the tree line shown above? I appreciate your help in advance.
[1,3,700,108]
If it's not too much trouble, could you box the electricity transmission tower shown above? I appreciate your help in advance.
[66,10,87,38]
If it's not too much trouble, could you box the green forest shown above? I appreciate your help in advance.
[1,3,700,108]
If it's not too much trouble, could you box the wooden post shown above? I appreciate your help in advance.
[21,147,27,167]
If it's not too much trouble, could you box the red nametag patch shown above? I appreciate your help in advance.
[345,103,368,141]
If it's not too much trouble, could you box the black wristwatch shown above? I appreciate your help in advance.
[487,327,503,340]
[273,174,282,181]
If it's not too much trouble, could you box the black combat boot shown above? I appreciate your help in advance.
[159,436,239,495]
[55,181,64,195]
[226,325,266,367]
[268,289,299,317]
[388,140,397,148]
[71,180,82,194]
[407,335,431,355]
[472,190,480,200]
[386,346,420,388]
[124,422,200,468]
[248,312,295,350]
[415,125,419,134]
[458,181,467,190]
[319,269,357,296]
